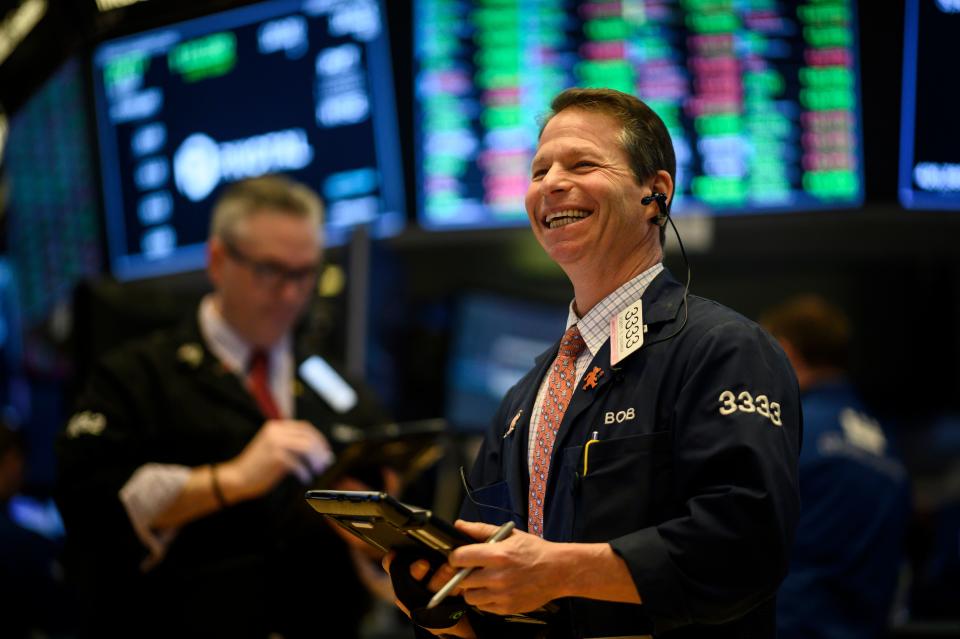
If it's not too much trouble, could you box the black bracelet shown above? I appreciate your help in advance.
[210,464,228,508]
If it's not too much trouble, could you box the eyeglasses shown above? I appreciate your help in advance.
[223,239,320,289]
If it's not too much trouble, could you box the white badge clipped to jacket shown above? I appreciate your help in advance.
[610,299,645,366]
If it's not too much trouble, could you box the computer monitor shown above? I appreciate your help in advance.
[3,58,101,324]
[414,0,865,229]
[446,293,567,433]
[91,0,405,281]
[898,0,960,210]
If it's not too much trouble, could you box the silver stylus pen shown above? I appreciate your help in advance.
[426,520,516,610]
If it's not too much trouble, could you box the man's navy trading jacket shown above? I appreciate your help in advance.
[461,269,802,639]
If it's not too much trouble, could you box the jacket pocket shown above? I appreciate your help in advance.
[568,430,672,542]
[466,480,516,527]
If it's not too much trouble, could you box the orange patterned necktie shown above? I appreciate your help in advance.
[248,349,281,420]
[528,325,586,537]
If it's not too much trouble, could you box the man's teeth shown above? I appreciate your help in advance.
[546,210,591,229]
[550,217,581,228]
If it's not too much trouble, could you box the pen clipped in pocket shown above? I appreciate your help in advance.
[582,430,601,476]
[570,431,672,542]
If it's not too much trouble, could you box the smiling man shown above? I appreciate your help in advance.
[56,175,387,638]
[392,89,802,639]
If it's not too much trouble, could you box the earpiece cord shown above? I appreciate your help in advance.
[459,466,524,521]
[645,203,691,348]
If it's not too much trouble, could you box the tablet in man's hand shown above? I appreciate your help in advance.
[305,489,472,561]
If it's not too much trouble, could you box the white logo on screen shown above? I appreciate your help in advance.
[172,129,314,202]
[173,133,221,202]
[936,0,960,12]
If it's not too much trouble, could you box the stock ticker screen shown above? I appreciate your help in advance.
[414,0,865,230]
[91,0,405,281]
[899,0,960,210]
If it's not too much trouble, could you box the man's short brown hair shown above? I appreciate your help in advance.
[760,295,851,369]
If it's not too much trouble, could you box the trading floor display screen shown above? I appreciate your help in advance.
[92,0,405,280]
[899,0,960,210]
[415,0,865,230]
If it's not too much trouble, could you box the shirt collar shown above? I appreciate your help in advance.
[565,263,664,357]
[198,295,290,374]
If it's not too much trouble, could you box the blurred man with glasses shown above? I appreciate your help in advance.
[56,175,387,638]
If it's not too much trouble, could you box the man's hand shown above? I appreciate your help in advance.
[451,521,642,612]
[448,521,562,615]
[380,519,639,635]
[218,420,333,502]
[382,553,476,638]
[380,521,557,635]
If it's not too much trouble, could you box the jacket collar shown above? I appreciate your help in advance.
[531,268,686,371]
[637,267,687,328]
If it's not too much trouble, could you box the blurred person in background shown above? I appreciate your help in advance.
[761,294,912,639]
[55,175,389,638]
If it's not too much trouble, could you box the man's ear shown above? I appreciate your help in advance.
[651,169,674,209]
[207,237,225,287]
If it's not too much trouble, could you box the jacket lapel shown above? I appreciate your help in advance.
[551,341,616,454]
[173,318,263,421]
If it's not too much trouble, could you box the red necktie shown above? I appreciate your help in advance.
[528,325,586,537]
[248,349,281,420]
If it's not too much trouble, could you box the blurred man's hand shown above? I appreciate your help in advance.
[218,420,333,501]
